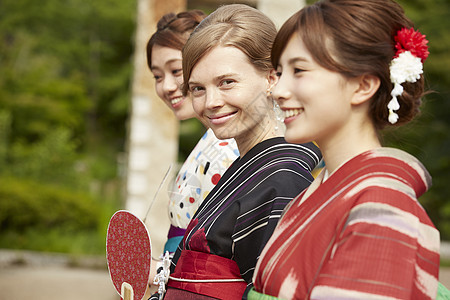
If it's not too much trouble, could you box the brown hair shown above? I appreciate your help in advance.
[146,10,206,69]
[182,4,277,95]
[272,0,426,129]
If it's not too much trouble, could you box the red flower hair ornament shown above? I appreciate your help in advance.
[388,28,429,124]
[394,27,429,62]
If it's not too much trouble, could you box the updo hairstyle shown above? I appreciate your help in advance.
[146,10,206,69]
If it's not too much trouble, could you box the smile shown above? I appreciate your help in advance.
[284,108,301,118]
[283,108,302,124]
[170,96,183,107]
[207,112,237,125]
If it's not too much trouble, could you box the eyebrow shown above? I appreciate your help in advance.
[287,57,308,65]
[216,73,240,80]
[189,72,240,87]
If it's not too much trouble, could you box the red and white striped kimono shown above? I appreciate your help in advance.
[253,147,440,299]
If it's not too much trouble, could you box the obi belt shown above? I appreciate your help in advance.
[166,250,247,299]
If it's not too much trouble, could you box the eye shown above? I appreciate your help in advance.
[275,67,282,78]
[190,85,205,97]
[294,67,305,74]
[172,69,182,76]
[220,79,235,88]
[153,74,163,82]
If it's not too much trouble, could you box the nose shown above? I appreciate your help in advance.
[204,88,224,110]
[163,75,179,94]
[272,75,291,103]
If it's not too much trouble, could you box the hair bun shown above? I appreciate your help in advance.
[157,12,177,31]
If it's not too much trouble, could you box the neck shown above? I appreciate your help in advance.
[319,121,381,174]
[235,120,282,157]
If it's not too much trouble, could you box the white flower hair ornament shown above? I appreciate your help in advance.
[388,27,429,124]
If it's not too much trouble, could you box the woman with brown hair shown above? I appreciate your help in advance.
[251,0,440,299]
[146,10,239,257]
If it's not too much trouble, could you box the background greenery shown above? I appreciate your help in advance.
[0,0,449,255]
[0,0,134,254]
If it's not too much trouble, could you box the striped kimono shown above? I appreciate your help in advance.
[167,137,321,299]
[252,147,440,300]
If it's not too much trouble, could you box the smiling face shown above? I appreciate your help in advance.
[273,33,358,147]
[188,46,276,155]
[150,45,196,120]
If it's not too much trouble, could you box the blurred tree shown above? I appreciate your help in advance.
[384,0,450,239]
[0,0,134,254]
[0,0,136,187]
[0,111,11,167]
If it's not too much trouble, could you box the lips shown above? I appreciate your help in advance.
[284,108,301,118]
[170,96,184,108]
[282,108,302,124]
[207,111,237,125]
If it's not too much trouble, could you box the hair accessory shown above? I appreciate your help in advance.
[388,28,429,124]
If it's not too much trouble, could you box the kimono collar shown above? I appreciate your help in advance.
[330,147,431,198]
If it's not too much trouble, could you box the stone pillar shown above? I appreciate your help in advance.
[257,0,305,29]
[126,0,186,256]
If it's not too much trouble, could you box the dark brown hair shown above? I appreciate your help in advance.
[181,4,277,95]
[272,0,426,129]
[146,10,206,69]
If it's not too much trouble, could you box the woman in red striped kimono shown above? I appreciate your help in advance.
[251,0,440,299]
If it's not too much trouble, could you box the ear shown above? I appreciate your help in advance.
[266,69,278,94]
[351,74,380,105]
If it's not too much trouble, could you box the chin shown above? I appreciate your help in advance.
[175,109,194,121]
[174,112,186,121]
[212,132,227,140]
[210,128,231,141]
[284,131,307,144]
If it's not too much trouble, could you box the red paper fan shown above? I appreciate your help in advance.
[106,210,151,300]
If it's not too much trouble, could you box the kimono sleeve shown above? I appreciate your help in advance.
[310,187,440,299]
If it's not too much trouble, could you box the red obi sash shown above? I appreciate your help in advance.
[166,250,247,299]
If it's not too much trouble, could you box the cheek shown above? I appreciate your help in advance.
[192,98,204,115]
[293,80,313,99]
[155,82,164,99]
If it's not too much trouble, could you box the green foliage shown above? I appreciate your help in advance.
[0,228,105,255]
[0,110,11,166]
[383,0,450,239]
[0,0,135,151]
[0,176,99,231]
[0,0,135,254]
[9,127,83,186]
[178,118,206,162]
[0,176,115,254]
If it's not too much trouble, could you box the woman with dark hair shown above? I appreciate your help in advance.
[251,0,440,299]
[157,4,321,300]
[146,10,239,258]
